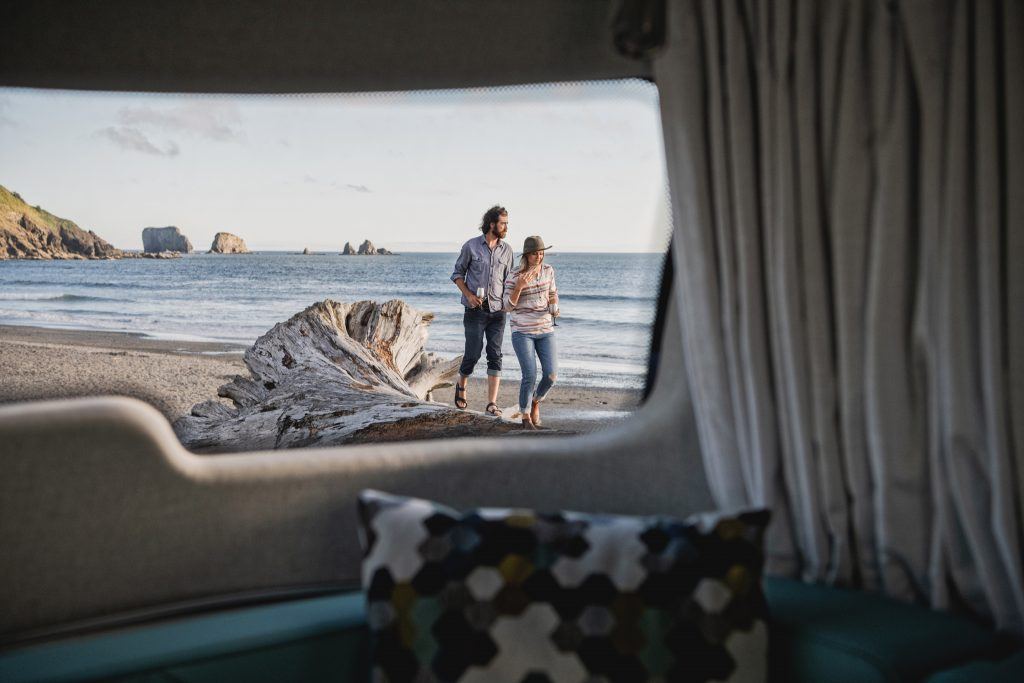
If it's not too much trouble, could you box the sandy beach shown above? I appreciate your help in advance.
[0,324,644,446]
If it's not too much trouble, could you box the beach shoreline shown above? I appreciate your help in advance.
[0,324,644,444]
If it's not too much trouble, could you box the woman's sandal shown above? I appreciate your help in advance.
[485,402,500,417]
[454,384,467,409]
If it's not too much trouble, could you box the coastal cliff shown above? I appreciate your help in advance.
[143,226,193,253]
[0,185,122,260]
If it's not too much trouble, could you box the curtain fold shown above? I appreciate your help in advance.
[655,0,1024,634]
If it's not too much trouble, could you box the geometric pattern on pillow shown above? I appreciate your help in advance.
[357,490,770,683]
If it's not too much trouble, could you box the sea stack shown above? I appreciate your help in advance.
[302,247,312,255]
[356,240,394,255]
[208,232,250,254]
[0,184,122,260]
[142,226,193,254]
[341,242,357,255]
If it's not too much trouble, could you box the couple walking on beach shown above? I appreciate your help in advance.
[450,205,559,429]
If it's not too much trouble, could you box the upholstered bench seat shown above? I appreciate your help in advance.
[925,649,1024,683]
[2,580,1021,682]
[765,577,1007,682]
[0,593,371,683]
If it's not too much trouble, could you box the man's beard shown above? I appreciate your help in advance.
[491,227,506,239]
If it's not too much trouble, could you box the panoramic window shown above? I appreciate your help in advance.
[0,81,669,452]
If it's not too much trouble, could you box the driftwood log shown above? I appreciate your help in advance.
[174,299,520,453]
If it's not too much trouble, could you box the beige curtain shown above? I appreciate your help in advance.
[655,0,1024,634]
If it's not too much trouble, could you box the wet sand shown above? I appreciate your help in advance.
[0,324,643,439]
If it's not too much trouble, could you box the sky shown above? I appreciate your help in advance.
[0,81,670,253]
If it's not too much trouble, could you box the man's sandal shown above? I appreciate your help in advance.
[485,402,500,417]
[454,384,467,409]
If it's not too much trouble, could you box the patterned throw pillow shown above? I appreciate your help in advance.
[357,490,770,683]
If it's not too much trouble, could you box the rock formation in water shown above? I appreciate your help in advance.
[122,251,182,259]
[208,232,250,254]
[341,242,357,255]
[302,247,312,255]
[142,226,193,254]
[354,239,394,255]
[0,185,123,260]
[174,299,519,453]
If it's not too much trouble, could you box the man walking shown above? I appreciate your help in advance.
[451,205,514,415]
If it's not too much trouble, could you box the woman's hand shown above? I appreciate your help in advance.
[514,267,539,291]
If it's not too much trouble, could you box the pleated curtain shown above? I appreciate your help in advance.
[654,0,1024,634]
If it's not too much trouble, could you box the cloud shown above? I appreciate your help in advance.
[94,101,242,156]
[344,183,372,193]
[116,102,244,142]
[96,127,180,156]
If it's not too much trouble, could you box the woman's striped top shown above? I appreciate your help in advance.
[503,263,559,334]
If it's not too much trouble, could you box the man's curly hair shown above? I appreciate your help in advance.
[479,205,507,234]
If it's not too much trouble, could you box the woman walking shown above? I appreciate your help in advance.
[503,235,559,429]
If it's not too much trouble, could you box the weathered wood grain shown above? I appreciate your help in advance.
[174,299,517,453]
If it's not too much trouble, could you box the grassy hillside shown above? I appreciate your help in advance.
[0,184,121,259]
[0,184,84,235]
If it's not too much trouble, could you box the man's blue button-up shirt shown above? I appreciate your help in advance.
[451,235,514,310]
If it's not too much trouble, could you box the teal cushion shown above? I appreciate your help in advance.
[2,579,1009,683]
[925,649,1024,683]
[765,578,998,683]
[0,592,369,683]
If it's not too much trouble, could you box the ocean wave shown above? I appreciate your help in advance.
[46,308,134,316]
[0,293,127,303]
[392,291,657,305]
[553,316,651,329]
[0,309,129,325]
[556,293,656,303]
[0,279,150,290]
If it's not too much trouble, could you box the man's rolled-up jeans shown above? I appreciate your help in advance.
[460,305,506,377]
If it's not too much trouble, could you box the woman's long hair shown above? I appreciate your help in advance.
[518,251,545,271]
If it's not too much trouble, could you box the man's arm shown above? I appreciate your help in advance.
[503,249,520,309]
[503,272,518,311]
[451,243,481,307]
[454,276,479,305]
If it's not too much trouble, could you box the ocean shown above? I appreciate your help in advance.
[0,252,664,389]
